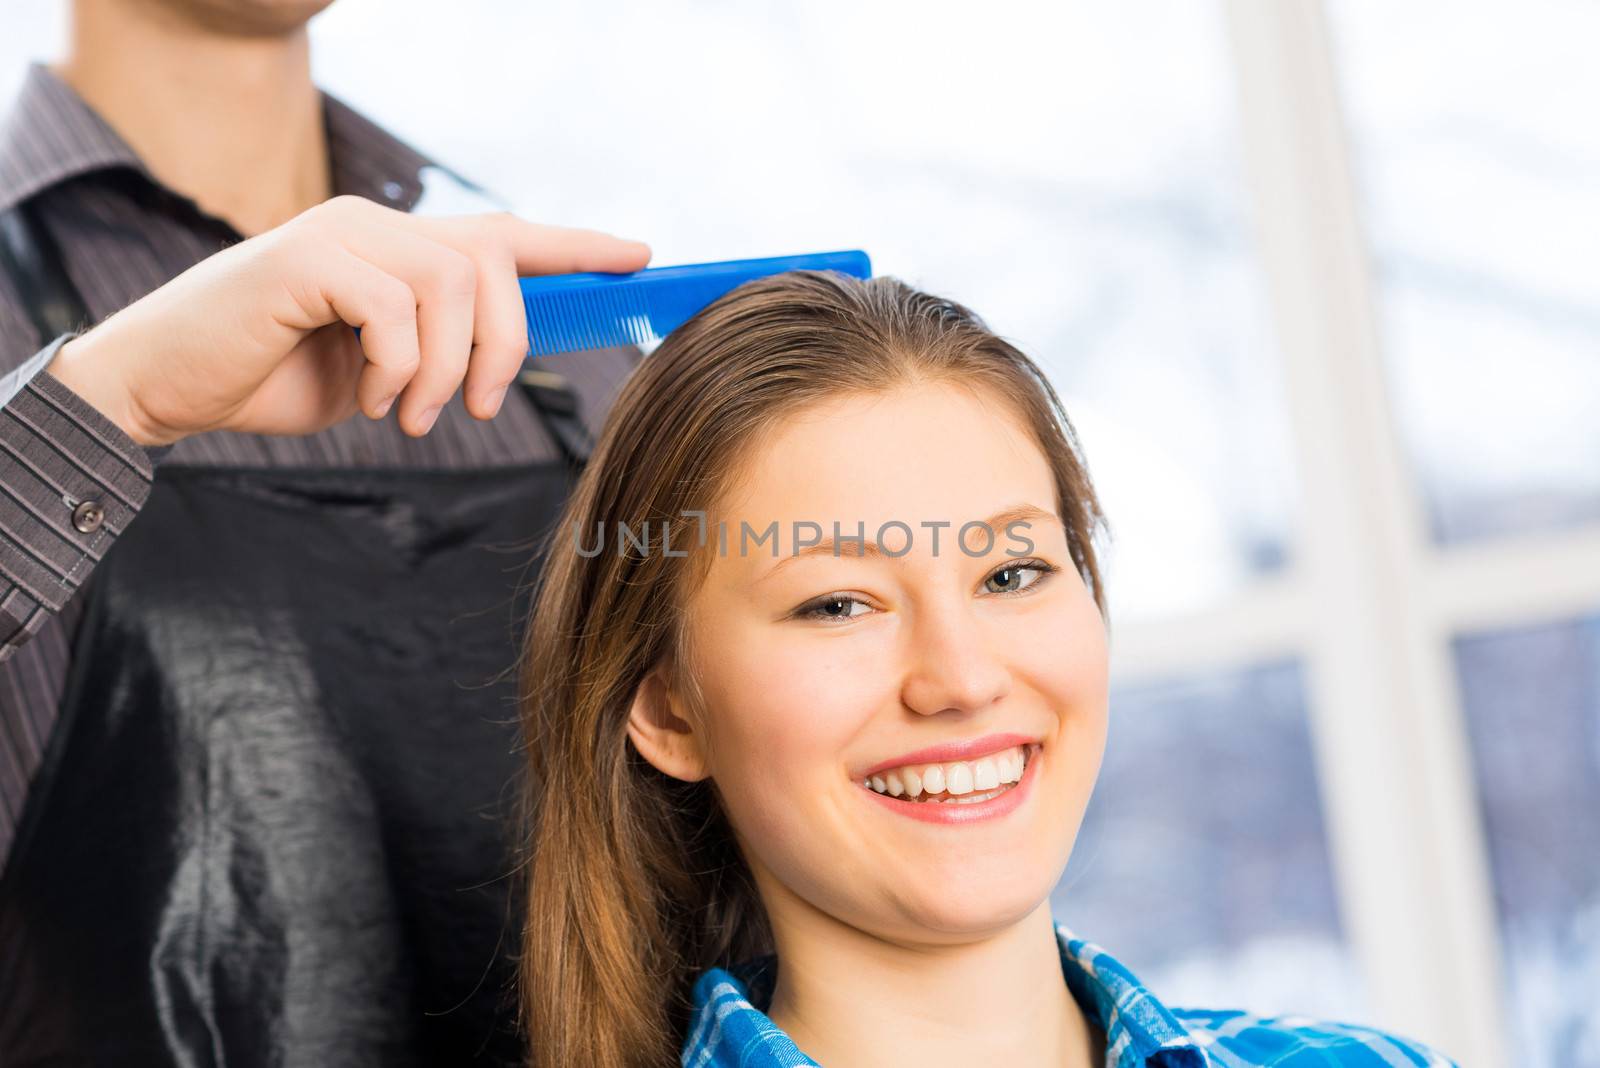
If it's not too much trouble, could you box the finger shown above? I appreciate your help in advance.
[460,251,528,420]
[321,247,422,419]
[416,213,652,278]
[506,220,652,277]
[342,221,478,436]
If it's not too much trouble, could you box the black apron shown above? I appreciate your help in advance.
[0,197,590,1066]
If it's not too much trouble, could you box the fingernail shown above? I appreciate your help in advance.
[486,384,509,416]
[374,395,395,418]
[417,405,441,433]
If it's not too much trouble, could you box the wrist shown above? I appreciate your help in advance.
[46,330,180,448]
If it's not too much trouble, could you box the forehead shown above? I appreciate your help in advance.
[710,381,1057,551]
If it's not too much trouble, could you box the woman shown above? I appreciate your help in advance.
[514,271,1462,1067]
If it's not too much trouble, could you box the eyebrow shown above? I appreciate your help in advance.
[755,503,1061,584]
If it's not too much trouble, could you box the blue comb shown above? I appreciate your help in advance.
[519,250,871,358]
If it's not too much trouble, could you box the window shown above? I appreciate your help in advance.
[1328,0,1600,545]
[1327,4,1600,1062]
[1059,661,1364,1020]
[1454,615,1600,1063]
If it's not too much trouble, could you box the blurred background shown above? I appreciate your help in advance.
[3,1,1596,1065]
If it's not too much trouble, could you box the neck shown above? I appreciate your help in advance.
[52,0,332,238]
[764,897,1104,1068]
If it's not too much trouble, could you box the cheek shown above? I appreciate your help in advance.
[693,622,889,854]
[1018,586,1110,816]
[1023,597,1108,722]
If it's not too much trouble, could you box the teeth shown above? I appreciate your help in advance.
[862,744,1031,802]
[973,757,999,791]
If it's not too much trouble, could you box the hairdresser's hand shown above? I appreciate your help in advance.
[46,195,652,446]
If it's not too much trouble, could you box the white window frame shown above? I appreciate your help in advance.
[1105,4,1600,1065]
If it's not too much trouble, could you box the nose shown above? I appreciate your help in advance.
[899,597,1012,717]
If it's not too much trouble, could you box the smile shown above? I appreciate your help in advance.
[858,743,1041,824]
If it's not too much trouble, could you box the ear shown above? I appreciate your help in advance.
[625,664,711,783]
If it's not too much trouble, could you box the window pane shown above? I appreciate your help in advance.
[1052,660,1367,1021]
[1455,616,1600,1068]
[0,12,65,105]
[1328,2,1600,544]
[310,0,1298,623]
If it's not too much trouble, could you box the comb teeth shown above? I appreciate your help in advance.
[523,284,654,356]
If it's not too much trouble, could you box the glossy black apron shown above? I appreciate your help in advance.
[0,197,591,1066]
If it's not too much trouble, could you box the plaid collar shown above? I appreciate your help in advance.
[0,60,434,216]
[682,921,1209,1068]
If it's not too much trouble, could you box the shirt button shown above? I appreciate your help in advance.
[383,180,404,201]
[72,500,105,534]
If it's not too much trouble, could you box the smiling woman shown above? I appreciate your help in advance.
[512,270,1461,1068]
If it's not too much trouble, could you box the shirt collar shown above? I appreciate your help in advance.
[0,60,434,216]
[682,922,1210,1068]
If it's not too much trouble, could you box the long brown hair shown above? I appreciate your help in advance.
[514,270,1107,1066]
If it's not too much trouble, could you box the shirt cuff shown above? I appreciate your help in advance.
[0,332,156,650]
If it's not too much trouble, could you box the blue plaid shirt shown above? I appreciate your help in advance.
[682,921,1462,1067]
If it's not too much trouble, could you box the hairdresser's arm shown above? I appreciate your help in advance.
[0,317,157,662]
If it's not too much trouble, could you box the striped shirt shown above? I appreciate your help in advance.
[682,921,1463,1067]
[0,61,637,873]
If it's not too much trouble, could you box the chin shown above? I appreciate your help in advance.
[155,0,337,36]
[892,868,1056,938]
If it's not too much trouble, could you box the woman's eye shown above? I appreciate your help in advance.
[794,594,872,623]
[982,559,1058,595]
